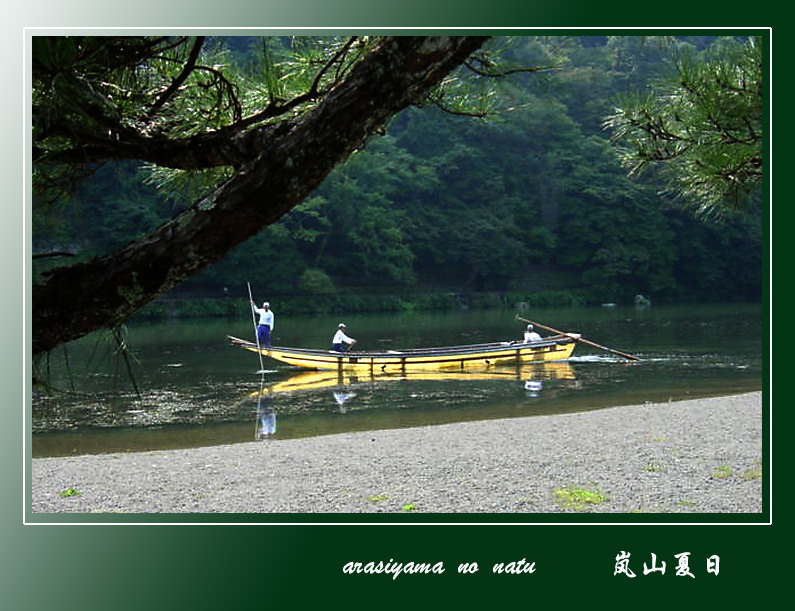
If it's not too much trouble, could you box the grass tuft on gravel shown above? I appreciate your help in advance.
[553,486,608,510]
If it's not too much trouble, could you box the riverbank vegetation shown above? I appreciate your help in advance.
[33,35,763,329]
[135,288,590,320]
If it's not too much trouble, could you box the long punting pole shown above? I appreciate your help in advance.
[516,315,641,361]
[247,282,266,373]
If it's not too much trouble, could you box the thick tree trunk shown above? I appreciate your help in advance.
[32,36,489,356]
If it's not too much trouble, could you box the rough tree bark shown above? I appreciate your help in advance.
[32,36,489,356]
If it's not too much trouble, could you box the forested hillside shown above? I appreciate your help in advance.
[33,36,762,314]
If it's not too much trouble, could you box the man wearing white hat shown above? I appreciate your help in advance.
[250,300,274,347]
[332,323,356,352]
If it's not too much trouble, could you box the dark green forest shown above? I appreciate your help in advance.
[33,36,763,318]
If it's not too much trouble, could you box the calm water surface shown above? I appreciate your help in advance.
[32,303,764,457]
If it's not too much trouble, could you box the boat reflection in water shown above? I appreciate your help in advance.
[245,361,576,439]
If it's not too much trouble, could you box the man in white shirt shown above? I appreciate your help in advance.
[524,324,541,343]
[332,323,356,352]
[250,300,274,346]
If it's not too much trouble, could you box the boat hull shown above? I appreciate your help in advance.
[229,335,578,372]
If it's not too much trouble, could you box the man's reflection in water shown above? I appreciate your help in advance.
[333,390,357,413]
[256,394,277,439]
[524,379,543,397]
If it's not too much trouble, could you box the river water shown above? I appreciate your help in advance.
[31,302,764,457]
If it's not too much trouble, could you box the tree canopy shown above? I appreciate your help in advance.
[32,36,490,355]
[604,36,763,216]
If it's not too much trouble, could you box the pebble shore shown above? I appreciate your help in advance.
[30,392,763,515]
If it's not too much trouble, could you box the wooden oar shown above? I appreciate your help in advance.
[516,315,641,361]
[247,282,266,373]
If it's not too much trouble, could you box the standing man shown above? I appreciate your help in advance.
[250,300,274,347]
[332,323,356,352]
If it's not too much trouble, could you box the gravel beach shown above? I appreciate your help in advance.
[30,391,764,515]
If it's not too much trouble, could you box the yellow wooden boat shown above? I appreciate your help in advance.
[229,333,579,372]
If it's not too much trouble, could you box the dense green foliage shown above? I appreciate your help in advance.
[606,37,763,216]
[34,35,763,314]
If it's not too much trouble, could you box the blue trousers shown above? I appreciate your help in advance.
[257,325,271,347]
